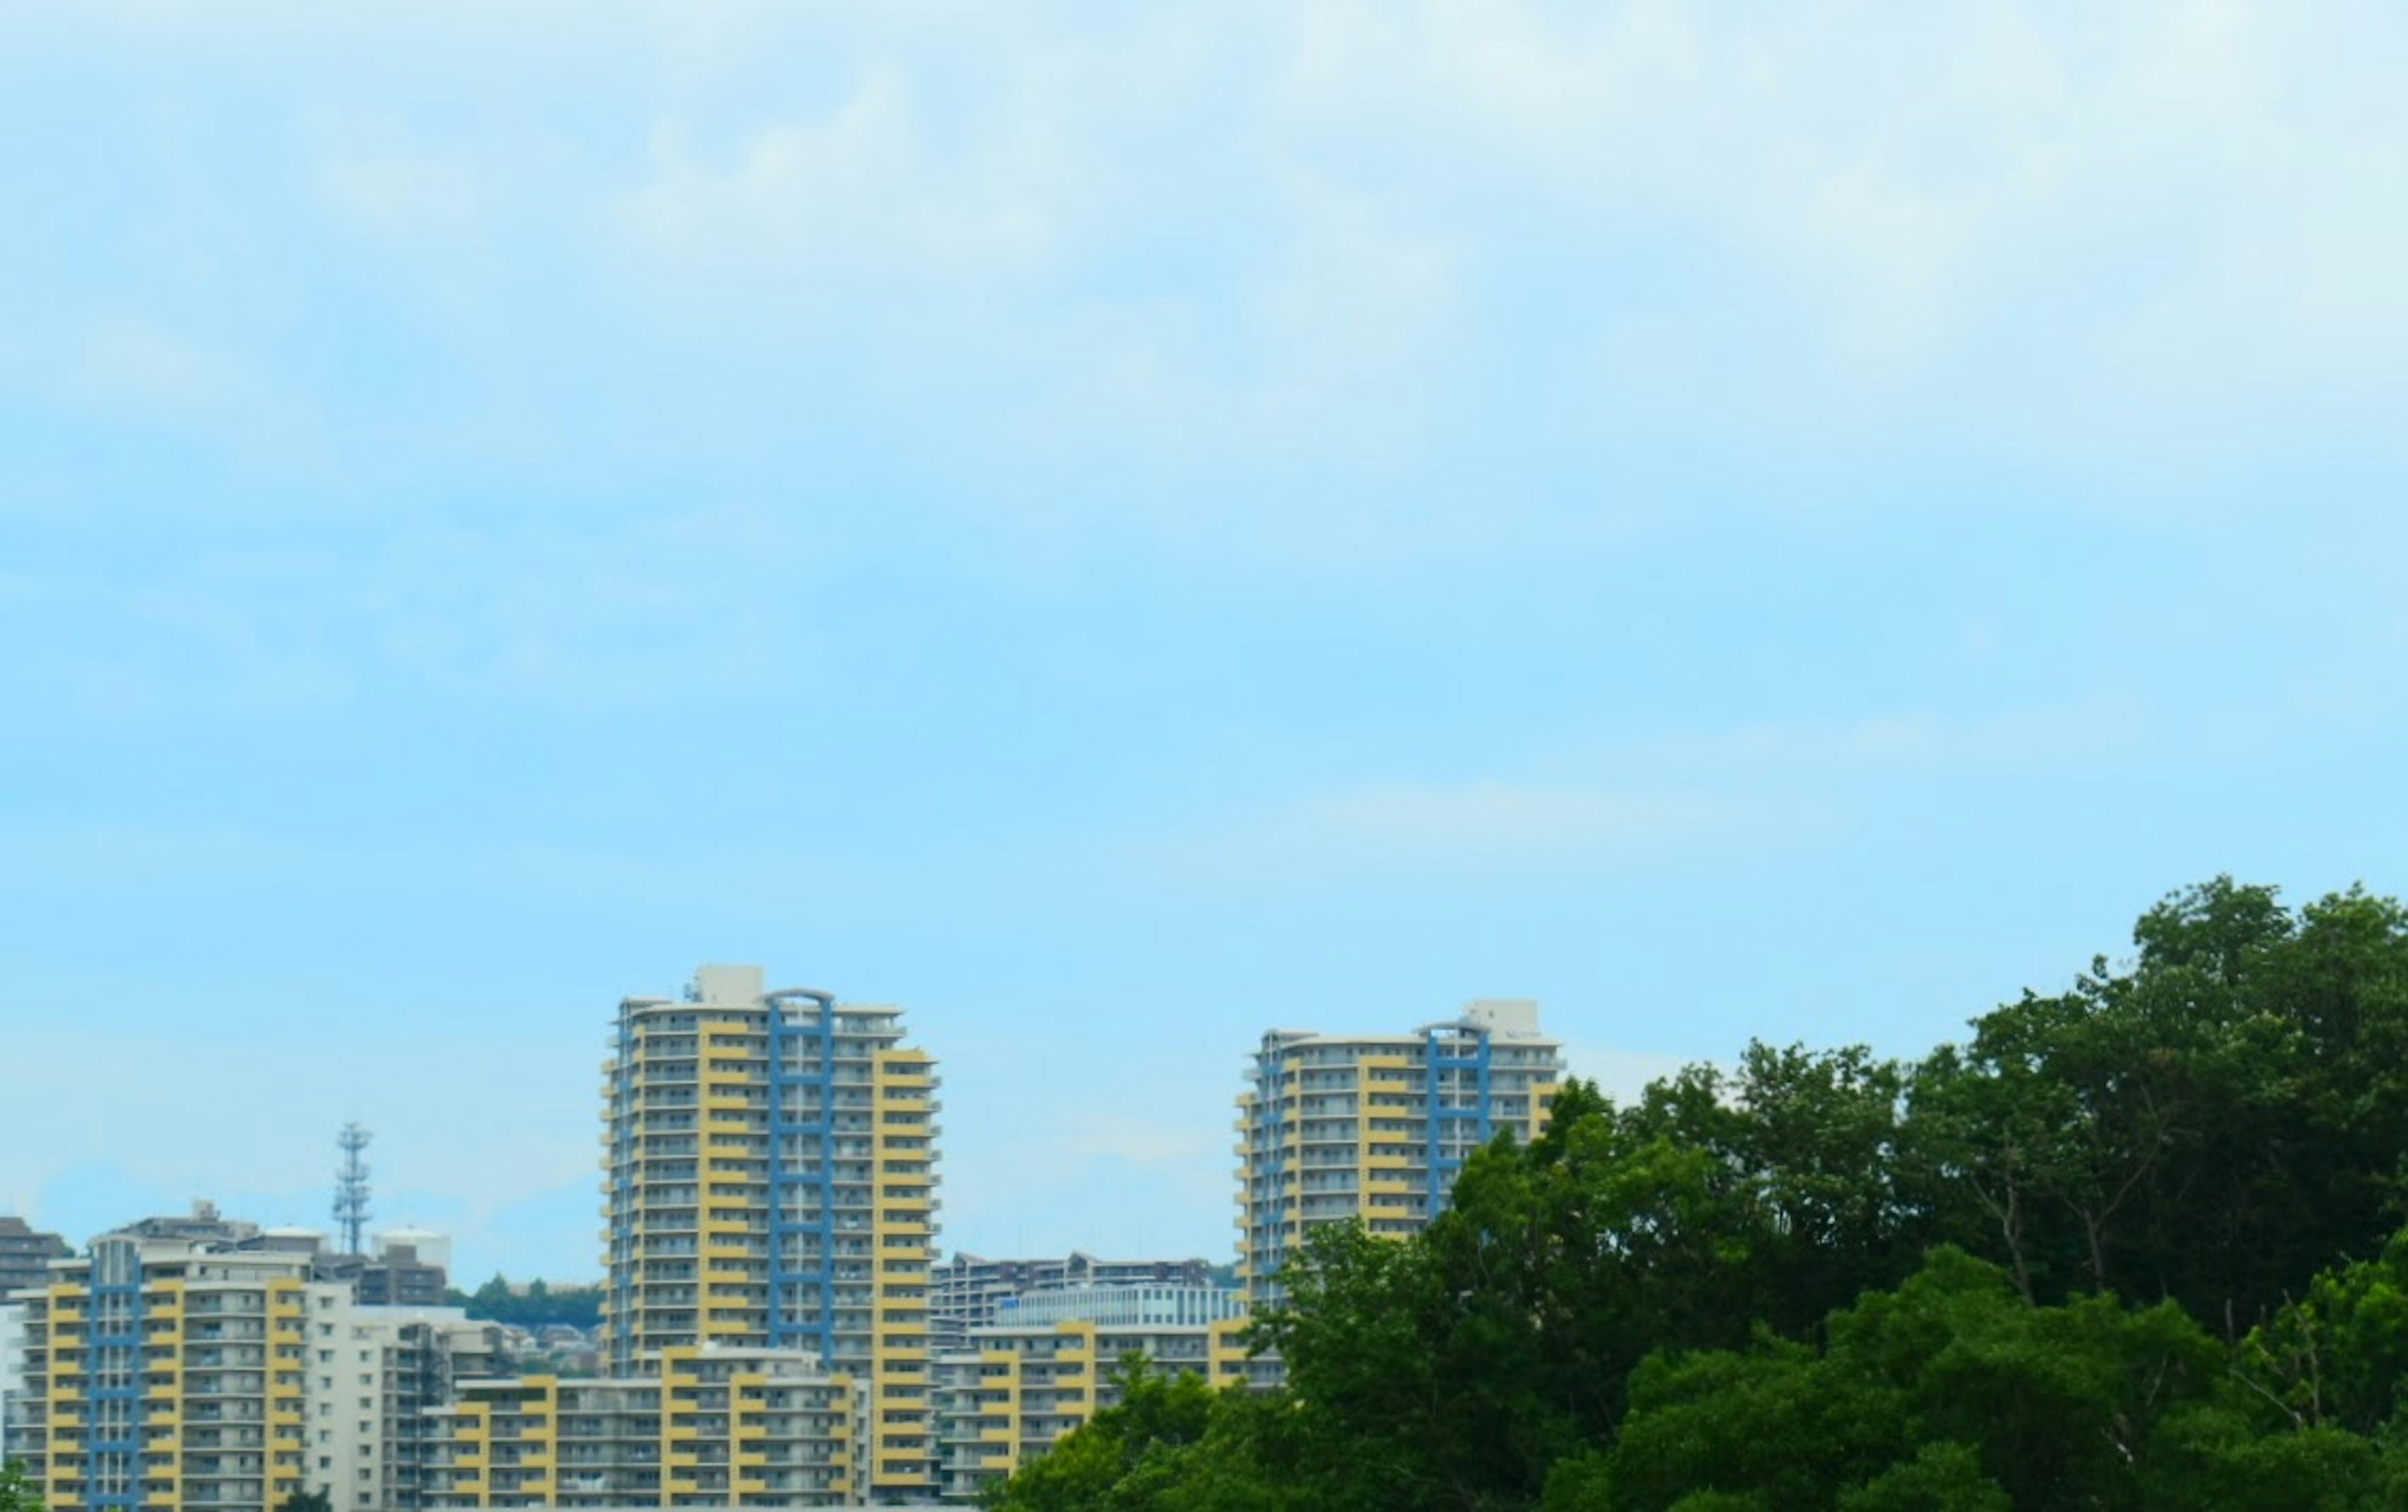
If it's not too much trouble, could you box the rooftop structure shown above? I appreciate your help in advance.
[931,1252,1216,1352]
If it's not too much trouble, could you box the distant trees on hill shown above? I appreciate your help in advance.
[446,1274,605,1330]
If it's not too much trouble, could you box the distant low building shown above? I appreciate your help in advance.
[315,1237,451,1309]
[0,1217,71,1301]
[931,1252,1217,1353]
[114,1198,261,1249]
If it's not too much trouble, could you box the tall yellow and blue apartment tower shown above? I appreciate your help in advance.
[601,964,941,1499]
[1235,999,1563,1308]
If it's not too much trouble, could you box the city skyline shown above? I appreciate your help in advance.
[9,1,2408,1289]
[2,982,1650,1284]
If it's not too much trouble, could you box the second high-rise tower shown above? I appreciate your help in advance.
[601,964,941,1496]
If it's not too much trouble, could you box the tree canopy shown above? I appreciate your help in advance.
[0,1459,42,1512]
[445,1274,604,1330]
[984,877,2408,1512]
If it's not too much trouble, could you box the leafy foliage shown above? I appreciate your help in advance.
[0,1460,40,1512]
[443,1274,604,1330]
[986,877,2408,1511]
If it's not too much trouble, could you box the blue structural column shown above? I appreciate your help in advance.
[767,990,838,1365]
[87,1242,142,1512]
[1256,1037,1289,1283]
[1423,1024,1495,1215]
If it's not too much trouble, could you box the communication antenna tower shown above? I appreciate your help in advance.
[334,1123,374,1257]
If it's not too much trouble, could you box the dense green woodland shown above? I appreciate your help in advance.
[986,879,2408,1511]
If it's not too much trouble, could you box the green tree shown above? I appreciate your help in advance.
[980,876,2408,1512]
[1603,1247,2231,1511]
[275,1491,334,1512]
[0,1459,42,1512]
[981,1358,1230,1512]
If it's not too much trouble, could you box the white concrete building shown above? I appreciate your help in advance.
[306,1303,502,1512]
[0,1301,29,1464]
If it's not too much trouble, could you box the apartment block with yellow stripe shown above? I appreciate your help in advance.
[423,1345,857,1508]
[929,1287,1249,1501]
[1235,1000,1562,1308]
[603,965,941,1501]
[16,1234,339,1512]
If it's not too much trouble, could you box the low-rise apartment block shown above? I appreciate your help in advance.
[931,1286,1249,1501]
[15,1227,499,1512]
[425,1345,857,1508]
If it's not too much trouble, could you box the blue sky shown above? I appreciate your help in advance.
[4,0,2406,1282]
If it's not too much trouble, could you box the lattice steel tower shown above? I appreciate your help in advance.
[334,1122,373,1257]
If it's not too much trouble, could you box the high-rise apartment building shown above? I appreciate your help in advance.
[602,964,941,1499]
[1235,1000,1563,1307]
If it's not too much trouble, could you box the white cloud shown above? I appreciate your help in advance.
[1140,702,2143,892]
[1558,1042,1709,1105]
[616,75,1054,277]
[319,153,482,235]
[1304,780,1739,859]
[73,315,245,411]
[1054,1111,1223,1168]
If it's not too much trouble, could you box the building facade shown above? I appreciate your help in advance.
[1235,1000,1563,1307]
[16,1233,341,1512]
[310,1304,502,1512]
[0,1301,28,1463]
[931,1253,1215,1354]
[316,1240,452,1311]
[424,1346,857,1508]
[931,1287,1250,1501]
[0,1218,71,1301]
[602,965,941,1499]
[13,1227,502,1512]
